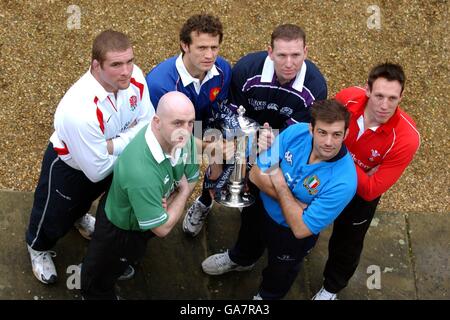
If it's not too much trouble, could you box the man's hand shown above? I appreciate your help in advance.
[177,175,189,196]
[269,168,307,210]
[105,120,138,155]
[208,163,223,181]
[258,122,275,153]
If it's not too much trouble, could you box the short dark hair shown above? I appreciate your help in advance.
[270,24,306,48]
[311,99,350,130]
[92,30,131,66]
[368,63,406,94]
[179,14,223,52]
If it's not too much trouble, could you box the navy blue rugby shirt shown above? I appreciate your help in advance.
[228,51,327,130]
[146,54,232,129]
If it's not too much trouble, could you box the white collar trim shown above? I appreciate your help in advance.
[145,121,182,166]
[175,54,219,91]
[260,56,306,91]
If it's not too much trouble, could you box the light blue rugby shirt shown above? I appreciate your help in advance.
[257,123,357,235]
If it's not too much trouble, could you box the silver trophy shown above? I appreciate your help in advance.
[216,106,259,208]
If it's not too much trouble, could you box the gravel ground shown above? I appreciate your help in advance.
[0,0,448,213]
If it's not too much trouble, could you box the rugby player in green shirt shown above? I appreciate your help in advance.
[80,91,199,299]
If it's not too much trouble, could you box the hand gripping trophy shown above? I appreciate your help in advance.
[216,106,259,208]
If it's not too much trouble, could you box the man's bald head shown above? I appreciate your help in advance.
[156,91,195,118]
[152,91,196,153]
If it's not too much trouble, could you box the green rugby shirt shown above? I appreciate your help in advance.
[105,124,199,231]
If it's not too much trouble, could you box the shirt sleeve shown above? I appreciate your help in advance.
[145,68,169,110]
[302,177,357,234]
[335,86,363,105]
[58,113,116,183]
[355,137,420,201]
[218,61,232,104]
[315,82,328,101]
[128,183,168,231]
[111,66,155,155]
[257,129,284,172]
[213,60,237,122]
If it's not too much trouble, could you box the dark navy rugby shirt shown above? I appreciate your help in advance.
[228,51,327,131]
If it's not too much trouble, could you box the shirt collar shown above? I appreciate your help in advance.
[86,68,114,103]
[356,114,379,140]
[175,54,219,88]
[326,143,347,162]
[145,120,182,166]
[260,56,307,91]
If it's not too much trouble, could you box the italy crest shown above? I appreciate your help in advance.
[303,175,320,195]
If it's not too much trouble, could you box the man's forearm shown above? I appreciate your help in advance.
[110,119,147,156]
[153,187,191,237]
[276,183,311,239]
[249,166,279,199]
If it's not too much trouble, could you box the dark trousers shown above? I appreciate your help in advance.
[323,194,381,293]
[26,143,112,251]
[229,184,266,266]
[229,189,318,300]
[80,194,154,300]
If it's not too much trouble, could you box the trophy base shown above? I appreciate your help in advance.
[216,192,255,208]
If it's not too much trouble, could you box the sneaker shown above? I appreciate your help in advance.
[201,250,255,275]
[118,265,135,281]
[182,197,213,237]
[27,245,57,284]
[75,213,95,240]
[312,286,337,300]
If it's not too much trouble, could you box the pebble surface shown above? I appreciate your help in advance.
[0,0,448,213]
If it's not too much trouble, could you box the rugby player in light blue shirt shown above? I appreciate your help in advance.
[201,99,357,300]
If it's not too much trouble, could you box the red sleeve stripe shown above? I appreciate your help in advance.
[130,77,144,100]
[94,97,105,134]
[53,141,69,155]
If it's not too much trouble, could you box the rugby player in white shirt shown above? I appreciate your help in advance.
[25,30,154,284]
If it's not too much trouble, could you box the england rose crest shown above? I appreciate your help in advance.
[129,95,138,111]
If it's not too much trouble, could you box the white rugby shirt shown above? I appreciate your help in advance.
[50,65,154,182]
